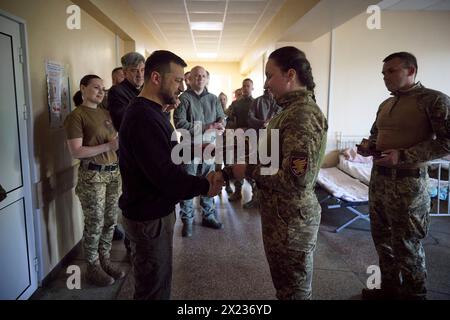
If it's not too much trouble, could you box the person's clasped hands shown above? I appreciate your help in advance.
[207,122,225,136]
[356,138,399,167]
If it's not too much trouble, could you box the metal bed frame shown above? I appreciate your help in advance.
[429,159,450,217]
[317,133,370,232]
[319,133,450,233]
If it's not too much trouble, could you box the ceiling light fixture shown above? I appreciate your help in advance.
[190,22,223,31]
[197,52,218,59]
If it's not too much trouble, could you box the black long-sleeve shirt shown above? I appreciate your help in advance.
[108,79,141,131]
[119,97,210,221]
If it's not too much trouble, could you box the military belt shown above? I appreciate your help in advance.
[374,165,426,179]
[82,161,118,172]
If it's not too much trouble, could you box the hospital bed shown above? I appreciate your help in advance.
[316,133,450,233]
[316,134,370,232]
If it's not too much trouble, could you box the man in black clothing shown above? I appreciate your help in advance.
[107,52,145,244]
[119,50,223,300]
[108,52,145,131]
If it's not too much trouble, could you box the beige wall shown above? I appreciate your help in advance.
[79,0,161,56]
[0,0,158,279]
[240,0,320,75]
[331,11,450,139]
[276,32,331,117]
[273,11,450,166]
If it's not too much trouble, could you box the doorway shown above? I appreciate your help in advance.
[0,11,38,300]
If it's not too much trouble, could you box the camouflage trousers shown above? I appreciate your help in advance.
[76,167,121,264]
[369,167,430,298]
[259,189,321,300]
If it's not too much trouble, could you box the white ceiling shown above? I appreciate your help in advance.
[128,0,286,62]
[379,0,450,10]
[127,0,450,62]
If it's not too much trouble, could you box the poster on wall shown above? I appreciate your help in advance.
[45,61,71,129]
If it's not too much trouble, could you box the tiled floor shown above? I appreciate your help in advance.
[31,182,450,300]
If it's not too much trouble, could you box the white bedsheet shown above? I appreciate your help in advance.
[337,155,372,186]
[317,167,369,202]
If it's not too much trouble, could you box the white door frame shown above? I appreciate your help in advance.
[0,9,41,299]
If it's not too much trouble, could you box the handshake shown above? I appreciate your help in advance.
[204,164,248,197]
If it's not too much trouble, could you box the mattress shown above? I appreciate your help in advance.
[337,155,372,186]
[317,167,369,202]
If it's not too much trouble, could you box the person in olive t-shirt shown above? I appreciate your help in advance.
[64,75,125,287]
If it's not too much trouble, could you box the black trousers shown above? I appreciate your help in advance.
[122,212,176,300]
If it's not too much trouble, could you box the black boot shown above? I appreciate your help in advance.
[202,215,223,229]
[225,181,233,194]
[182,222,193,237]
[113,225,125,240]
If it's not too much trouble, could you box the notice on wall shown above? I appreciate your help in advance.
[45,61,71,129]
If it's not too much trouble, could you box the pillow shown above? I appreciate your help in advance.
[341,147,372,163]
[337,155,372,186]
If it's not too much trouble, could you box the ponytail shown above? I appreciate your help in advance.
[73,91,83,107]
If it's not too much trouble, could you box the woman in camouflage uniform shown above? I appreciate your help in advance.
[227,47,328,299]
[64,75,125,286]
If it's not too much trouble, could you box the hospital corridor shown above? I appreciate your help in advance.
[0,0,450,303]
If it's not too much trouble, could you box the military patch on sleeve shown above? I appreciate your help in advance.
[290,153,308,177]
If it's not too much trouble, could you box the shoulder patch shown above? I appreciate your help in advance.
[290,153,308,177]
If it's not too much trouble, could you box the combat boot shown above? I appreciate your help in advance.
[225,181,233,194]
[113,224,125,240]
[202,215,223,229]
[182,222,193,237]
[100,257,126,280]
[86,260,115,287]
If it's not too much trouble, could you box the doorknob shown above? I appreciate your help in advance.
[0,184,6,202]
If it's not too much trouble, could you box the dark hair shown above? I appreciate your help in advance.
[73,74,101,107]
[73,91,83,107]
[268,46,316,101]
[144,50,187,82]
[383,52,418,74]
[111,67,122,76]
[243,78,253,84]
[184,71,191,76]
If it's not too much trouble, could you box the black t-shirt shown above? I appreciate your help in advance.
[119,97,209,221]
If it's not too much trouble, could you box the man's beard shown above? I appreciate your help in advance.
[161,86,177,105]
[161,84,177,104]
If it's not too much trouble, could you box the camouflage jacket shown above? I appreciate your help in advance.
[369,82,450,164]
[246,89,328,195]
